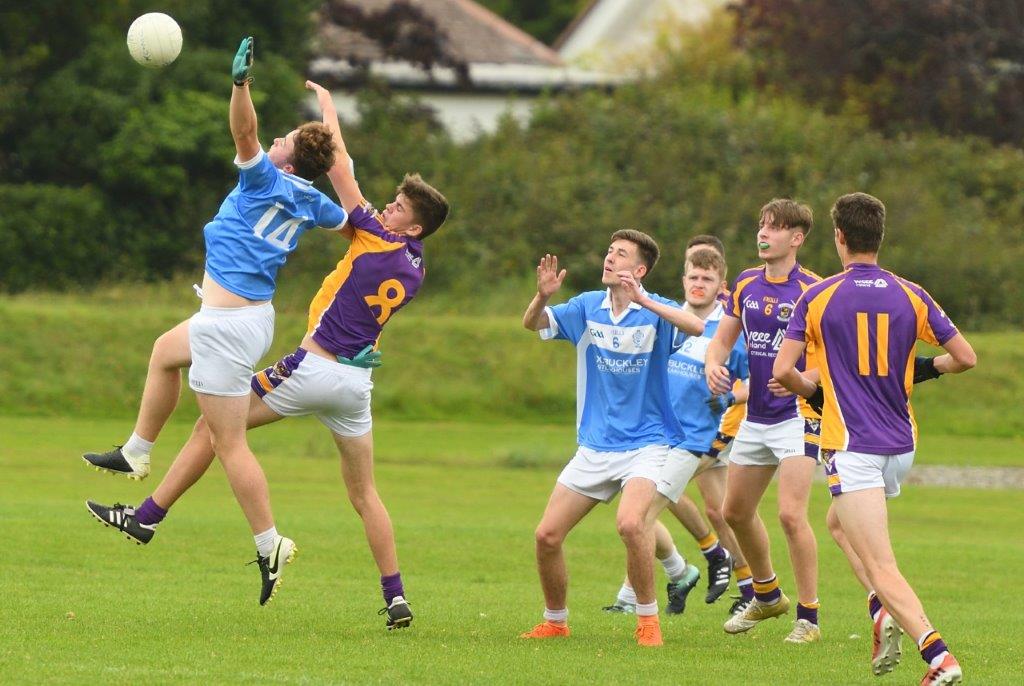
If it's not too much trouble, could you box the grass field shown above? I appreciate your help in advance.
[2,416,1022,684]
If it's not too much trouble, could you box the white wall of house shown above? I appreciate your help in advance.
[559,0,727,72]
[327,92,537,142]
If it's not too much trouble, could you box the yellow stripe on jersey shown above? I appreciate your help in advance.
[876,313,890,376]
[896,281,942,345]
[856,312,871,375]
[306,230,405,335]
[730,274,760,317]
[805,279,847,450]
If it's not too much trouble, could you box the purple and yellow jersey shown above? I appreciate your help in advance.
[784,263,958,454]
[728,263,821,424]
[305,199,424,359]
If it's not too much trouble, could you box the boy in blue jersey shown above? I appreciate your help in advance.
[519,230,705,647]
[705,199,825,643]
[773,193,975,685]
[83,38,346,603]
[604,247,752,616]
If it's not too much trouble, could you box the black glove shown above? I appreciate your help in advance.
[913,356,942,384]
[705,391,735,414]
[805,385,825,415]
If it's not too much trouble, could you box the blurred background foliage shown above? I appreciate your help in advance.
[1,0,1021,329]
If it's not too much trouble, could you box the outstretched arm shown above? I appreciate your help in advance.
[523,254,566,331]
[229,38,260,163]
[307,80,361,213]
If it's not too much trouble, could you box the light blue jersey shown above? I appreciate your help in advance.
[668,303,749,453]
[203,149,348,300]
[542,289,683,452]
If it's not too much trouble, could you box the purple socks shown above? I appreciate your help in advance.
[381,572,404,605]
[135,497,167,526]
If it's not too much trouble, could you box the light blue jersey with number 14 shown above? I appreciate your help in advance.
[541,289,684,452]
[203,149,348,300]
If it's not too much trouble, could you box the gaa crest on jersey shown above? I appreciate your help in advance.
[632,329,645,347]
[777,302,794,323]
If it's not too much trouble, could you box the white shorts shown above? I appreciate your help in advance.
[823,449,914,499]
[252,347,373,437]
[557,445,700,503]
[188,303,274,396]
[729,417,821,467]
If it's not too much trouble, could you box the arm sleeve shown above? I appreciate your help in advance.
[541,296,587,344]
[317,197,348,231]
[235,149,277,194]
[784,292,810,342]
[917,287,959,346]
[347,200,390,238]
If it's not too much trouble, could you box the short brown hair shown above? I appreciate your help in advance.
[610,229,660,272]
[290,122,336,181]
[760,198,813,235]
[686,247,728,281]
[831,192,885,254]
[397,173,449,240]
[686,234,725,259]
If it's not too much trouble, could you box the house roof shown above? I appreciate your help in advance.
[312,0,621,92]
[316,0,564,68]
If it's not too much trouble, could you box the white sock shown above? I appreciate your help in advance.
[543,607,568,623]
[635,601,658,617]
[254,526,278,558]
[123,433,154,460]
[616,583,637,606]
[659,547,687,582]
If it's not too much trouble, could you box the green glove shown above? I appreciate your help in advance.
[232,37,254,86]
[337,345,382,369]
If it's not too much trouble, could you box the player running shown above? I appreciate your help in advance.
[520,231,704,647]
[86,79,449,629]
[773,192,974,684]
[705,199,824,643]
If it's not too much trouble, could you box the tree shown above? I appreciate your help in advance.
[730,0,1024,145]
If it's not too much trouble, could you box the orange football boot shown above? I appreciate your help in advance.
[520,621,570,639]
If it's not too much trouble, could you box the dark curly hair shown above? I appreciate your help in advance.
[289,122,336,181]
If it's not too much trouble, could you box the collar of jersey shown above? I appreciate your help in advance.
[763,262,801,284]
[600,287,645,325]
[282,171,313,187]
[682,300,724,324]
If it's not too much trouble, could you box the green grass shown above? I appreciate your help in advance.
[1,416,1022,684]
[1,289,1022,467]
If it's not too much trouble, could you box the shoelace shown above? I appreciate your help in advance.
[378,599,410,616]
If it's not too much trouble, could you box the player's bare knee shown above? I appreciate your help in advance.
[615,515,645,542]
[346,487,380,516]
[777,508,807,537]
[723,502,749,530]
[705,503,725,529]
[534,524,564,552]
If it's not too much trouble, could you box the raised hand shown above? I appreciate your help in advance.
[537,254,566,298]
[233,37,254,86]
[305,79,331,104]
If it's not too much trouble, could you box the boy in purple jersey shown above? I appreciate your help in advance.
[86,80,449,627]
[774,193,974,685]
[705,199,825,643]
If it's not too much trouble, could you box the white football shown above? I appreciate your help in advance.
[127,13,182,68]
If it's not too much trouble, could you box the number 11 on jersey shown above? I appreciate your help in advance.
[856,312,889,376]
